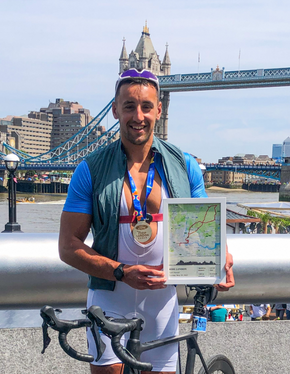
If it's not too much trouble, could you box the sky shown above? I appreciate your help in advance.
[0,0,290,163]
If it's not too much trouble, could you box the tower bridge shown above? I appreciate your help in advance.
[1,64,290,170]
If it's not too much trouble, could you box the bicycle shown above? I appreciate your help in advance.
[40,285,235,374]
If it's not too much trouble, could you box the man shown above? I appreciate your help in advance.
[250,304,271,321]
[59,68,234,374]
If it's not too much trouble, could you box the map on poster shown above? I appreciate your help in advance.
[167,202,221,280]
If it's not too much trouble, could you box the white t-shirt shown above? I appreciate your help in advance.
[250,304,270,319]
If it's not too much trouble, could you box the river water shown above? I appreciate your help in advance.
[0,189,279,328]
[0,189,280,233]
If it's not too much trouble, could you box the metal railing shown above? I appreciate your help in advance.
[0,233,290,308]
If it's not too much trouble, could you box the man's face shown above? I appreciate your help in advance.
[112,83,162,147]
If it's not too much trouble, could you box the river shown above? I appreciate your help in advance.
[0,189,279,233]
[0,188,280,328]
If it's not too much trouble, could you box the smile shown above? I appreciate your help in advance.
[131,125,145,130]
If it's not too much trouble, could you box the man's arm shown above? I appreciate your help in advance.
[215,246,235,291]
[265,305,271,317]
[59,211,118,280]
[59,211,167,290]
[210,305,224,311]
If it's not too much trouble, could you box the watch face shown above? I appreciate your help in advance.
[114,264,124,281]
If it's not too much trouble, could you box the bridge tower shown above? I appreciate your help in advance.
[119,23,171,140]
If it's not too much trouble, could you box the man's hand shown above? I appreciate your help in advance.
[215,250,235,292]
[122,264,167,290]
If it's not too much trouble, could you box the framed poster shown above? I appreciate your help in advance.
[163,197,226,285]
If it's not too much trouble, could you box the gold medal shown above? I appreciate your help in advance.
[132,221,152,243]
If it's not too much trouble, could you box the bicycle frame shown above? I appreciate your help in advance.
[123,322,210,374]
[121,285,217,374]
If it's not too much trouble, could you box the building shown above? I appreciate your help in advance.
[0,115,53,157]
[207,169,245,185]
[272,138,290,161]
[272,144,283,161]
[283,137,290,158]
[36,98,103,150]
[119,23,171,140]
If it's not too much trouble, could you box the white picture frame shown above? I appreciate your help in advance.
[163,197,226,285]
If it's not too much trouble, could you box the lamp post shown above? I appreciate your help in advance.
[2,153,22,233]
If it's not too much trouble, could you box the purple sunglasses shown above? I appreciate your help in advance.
[115,68,160,97]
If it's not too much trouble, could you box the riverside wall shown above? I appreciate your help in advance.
[242,182,280,192]
[1,321,290,374]
[209,182,280,192]
[16,180,69,194]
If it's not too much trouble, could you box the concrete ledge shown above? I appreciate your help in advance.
[1,321,290,374]
[0,327,90,374]
[179,321,290,374]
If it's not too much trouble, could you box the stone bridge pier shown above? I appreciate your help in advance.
[279,158,290,201]
[155,91,170,141]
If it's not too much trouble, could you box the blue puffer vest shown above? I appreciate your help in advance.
[85,136,191,290]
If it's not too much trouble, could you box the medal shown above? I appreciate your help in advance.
[132,221,152,243]
[127,153,155,244]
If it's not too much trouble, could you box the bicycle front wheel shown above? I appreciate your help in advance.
[198,354,235,374]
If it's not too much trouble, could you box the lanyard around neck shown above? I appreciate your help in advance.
[127,153,155,222]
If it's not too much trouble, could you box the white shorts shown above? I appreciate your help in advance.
[86,283,179,372]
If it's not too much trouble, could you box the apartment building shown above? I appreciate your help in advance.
[0,114,53,156]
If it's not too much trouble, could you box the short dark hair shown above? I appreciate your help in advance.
[115,78,159,101]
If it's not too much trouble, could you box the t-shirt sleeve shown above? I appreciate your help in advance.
[184,152,208,198]
[63,160,93,214]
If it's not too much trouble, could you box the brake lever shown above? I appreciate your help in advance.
[91,321,107,361]
[41,321,51,354]
[82,308,107,361]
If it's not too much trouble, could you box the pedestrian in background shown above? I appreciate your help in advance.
[286,304,290,320]
[250,304,271,321]
[209,305,228,322]
[273,304,286,320]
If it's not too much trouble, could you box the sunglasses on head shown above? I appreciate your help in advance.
[115,68,160,97]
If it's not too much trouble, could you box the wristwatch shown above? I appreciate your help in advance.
[113,263,125,281]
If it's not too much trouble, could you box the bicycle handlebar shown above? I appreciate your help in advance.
[40,305,153,370]
[40,305,94,363]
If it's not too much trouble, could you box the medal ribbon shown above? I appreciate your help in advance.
[127,153,155,222]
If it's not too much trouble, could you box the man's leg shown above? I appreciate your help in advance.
[90,363,123,374]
